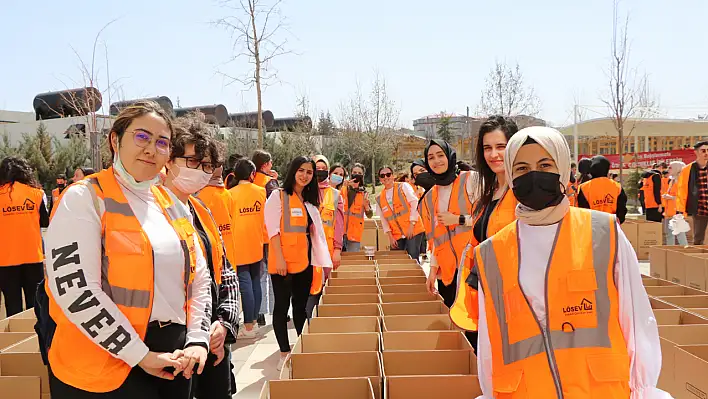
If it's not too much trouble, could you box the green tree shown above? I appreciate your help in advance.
[437,113,454,142]
[316,111,336,136]
[52,136,90,184]
[0,133,19,159]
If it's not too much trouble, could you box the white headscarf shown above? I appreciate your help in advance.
[504,126,572,226]
[669,161,685,179]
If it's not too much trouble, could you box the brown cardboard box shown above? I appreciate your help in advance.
[378,276,427,286]
[658,295,708,309]
[376,251,411,258]
[0,333,34,352]
[377,259,419,266]
[328,278,378,287]
[380,293,443,303]
[315,304,381,318]
[330,271,378,279]
[378,264,423,271]
[644,285,706,297]
[674,345,708,399]
[283,352,382,399]
[325,285,380,295]
[362,230,378,251]
[0,352,49,396]
[379,302,448,316]
[622,221,639,252]
[378,269,426,278]
[0,318,36,333]
[378,229,390,251]
[340,259,377,266]
[649,297,680,310]
[667,248,706,285]
[319,294,380,305]
[303,316,381,334]
[649,246,669,279]
[1,336,38,353]
[384,375,482,399]
[334,265,377,272]
[382,350,476,376]
[260,378,376,399]
[653,309,708,326]
[382,331,472,351]
[382,315,456,332]
[379,284,428,294]
[0,376,42,399]
[637,219,663,246]
[658,325,708,393]
[692,309,708,318]
[642,277,677,287]
[292,333,380,354]
[685,254,708,291]
[3,309,36,320]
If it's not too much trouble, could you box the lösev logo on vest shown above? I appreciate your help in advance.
[562,298,594,316]
[218,223,231,232]
[1,198,36,214]
[592,194,615,206]
[239,200,262,214]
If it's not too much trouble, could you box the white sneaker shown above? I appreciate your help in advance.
[276,356,288,372]
[238,328,257,340]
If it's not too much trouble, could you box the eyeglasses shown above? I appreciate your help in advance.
[379,172,392,178]
[132,130,171,155]
[174,156,216,174]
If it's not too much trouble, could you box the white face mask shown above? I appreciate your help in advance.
[330,174,344,186]
[171,164,212,194]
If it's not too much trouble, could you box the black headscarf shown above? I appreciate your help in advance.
[410,159,426,175]
[424,139,458,186]
[577,158,593,185]
[590,156,611,179]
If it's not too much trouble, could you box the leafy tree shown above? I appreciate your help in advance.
[0,133,19,159]
[316,111,336,136]
[437,112,454,142]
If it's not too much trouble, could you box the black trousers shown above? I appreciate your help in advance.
[694,215,708,245]
[49,323,192,399]
[0,262,43,317]
[271,264,313,353]
[190,346,233,399]
[645,208,663,222]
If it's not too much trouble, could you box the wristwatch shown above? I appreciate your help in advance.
[459,215,466,226]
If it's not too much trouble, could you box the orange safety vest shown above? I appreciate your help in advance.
[475,208,630,397]
[268,190,309,275]
[190,196,225,285]
[419,172,474,286]
[46,168,197,393]
[376,183,425,241]
[450,189,518,331]
[312,187,340,295]
[578,177,622,214]
[197,185,237,269]
[663,177,679,218]
[0,182,44,266]
[228,182,266,266]
[567,182,578,207]
[52,187,61,205]
[253,172,273,188]
[642,174,660,209]
[341,186,366,243]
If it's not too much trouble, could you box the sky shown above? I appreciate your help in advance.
[1,0,707,128]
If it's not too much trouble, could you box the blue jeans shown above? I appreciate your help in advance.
[664,217,688,246]
[260,245,275,315]
[237,262,262,324]
[343,237,361,252]
[395,233,424,260]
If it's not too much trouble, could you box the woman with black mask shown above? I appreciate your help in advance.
[411,159,435,195]
[342,163,373,252]
[419,139,478,309]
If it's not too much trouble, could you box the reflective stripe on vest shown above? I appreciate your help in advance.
[423,172,473,247]
[283,192,308,233]
[377,184,408,233]
[343,186,365,240]
[320,187,340,229]
[477,211,615,367]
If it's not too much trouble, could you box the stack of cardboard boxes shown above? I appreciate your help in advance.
[649,246,708,290]
[0,309,49,399]
[622,219,663,260]
[644,275,708,398]
[261,251,482,399]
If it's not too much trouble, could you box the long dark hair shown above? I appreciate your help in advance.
[0,156,41,199]
[233,158,256,185]
[283,156,320,207]
[474,115,519,217]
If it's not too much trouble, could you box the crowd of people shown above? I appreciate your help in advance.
[0,99,692,397]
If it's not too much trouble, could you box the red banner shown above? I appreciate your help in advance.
[580,149,695,170]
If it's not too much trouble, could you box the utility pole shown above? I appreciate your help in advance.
[466,106,470,160]
[573,104,579,164]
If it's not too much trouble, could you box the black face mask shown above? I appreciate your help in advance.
[414,172,436,191]
[352,174,364,184]
[57,183,66,190]
[512,171,565,211]
[315,170,329,183]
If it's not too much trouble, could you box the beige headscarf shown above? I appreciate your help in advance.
[668,161,685,179]
[504,126,572,226]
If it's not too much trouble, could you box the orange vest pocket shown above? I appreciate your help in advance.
[586,354,631,398]
[493,368,527,398]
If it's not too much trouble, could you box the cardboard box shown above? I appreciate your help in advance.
[674,345,708,399]
[319,294,380,305]
[3,309,36,320]
[692,309,708,318]
[0,318,36,333]
[0,352,49,396]
[330,271,378,279]
[379,302,448,316]
[283,352,382,399]
[643,277,677,287]
[379,284,428,294]
[649,297,680,310]
[325,285,380,295]
[685,254,708,291]
[260,378,376,399]
[383,315,456,332]
[334,266,377,273]
[378,264,423,271]
[658,325,708,393]
[653,309,708,326]
[340,259,377,267]
[1,336,38,353]
[376,251,411,257]
[0,333,35,352]
[382,350,476,376]
[303,317,381,334]
[378,269,426,278]
[378,229,391,251]
[658,295,708,309]
[378,276,427,286]
[385,375,482,399]
[380,293,443,303]
[382,331,472,351]
[328,278,378,287]
[315,304,381,318]
[667,248,706,285]
[362,229,378,251]
[622,221,639,252]
[649,246,669,279]
[292,333,380,354]
[644,285,706,297]
[0,376,42,399]
[637,219,663,247]
[376,259,419,266]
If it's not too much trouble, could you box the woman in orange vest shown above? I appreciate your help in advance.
[577,155,628,223]
[43,101,213,398]
[341,163,373,252]
[0,156,49,317]
[449,116,519,347]
[264,156,332,371]
[474,126,668,397]
[663,161,689,246]
[375,166,425,259]
[642,167,664,222]
[418,139,477,308]
[329,163,347,190]
[228,158,267,339]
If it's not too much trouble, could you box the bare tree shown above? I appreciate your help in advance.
[216,0,291,148]
[478,61,541,117]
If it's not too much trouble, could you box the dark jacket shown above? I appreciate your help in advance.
[682,162,703,216]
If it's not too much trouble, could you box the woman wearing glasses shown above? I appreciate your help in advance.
[44,101,213,398]
[375,166,425,259]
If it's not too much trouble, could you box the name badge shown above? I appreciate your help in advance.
[382,206,390,212]
[291,207,304,217]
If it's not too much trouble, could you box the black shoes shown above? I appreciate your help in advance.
[257,313,266,326]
